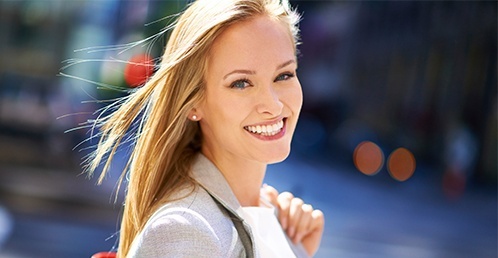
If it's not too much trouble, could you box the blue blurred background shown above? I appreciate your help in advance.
[0,1,496,257]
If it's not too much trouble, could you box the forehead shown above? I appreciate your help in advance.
[207,15,295,71]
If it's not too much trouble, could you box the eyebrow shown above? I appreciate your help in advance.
[222,59,296,80]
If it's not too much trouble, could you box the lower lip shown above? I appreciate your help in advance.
[245,120,287,141]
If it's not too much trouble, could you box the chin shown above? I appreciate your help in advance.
[263,149,291,164]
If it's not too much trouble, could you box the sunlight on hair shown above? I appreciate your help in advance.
[353,141,384,176]
[387,147,416,181]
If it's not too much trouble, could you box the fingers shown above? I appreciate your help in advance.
[261,187,325,258]
[301,209,325,257]
[294,203,313,243]
[277,191,325,257]
[277,192,311,242]
[260,184,279,207]
[287,197,304,240]
[277,191,294,230]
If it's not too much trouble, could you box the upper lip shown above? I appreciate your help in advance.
[244,117,286,127]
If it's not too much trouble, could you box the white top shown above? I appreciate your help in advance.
[239,205,296,258]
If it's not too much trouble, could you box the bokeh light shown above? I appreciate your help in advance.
[124,53,154,87]
[387,147,416,181]
[353,141,384,176]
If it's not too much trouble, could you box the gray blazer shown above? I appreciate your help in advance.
[128,154,309,258]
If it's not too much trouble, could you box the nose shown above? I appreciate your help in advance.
[256,84,284,116]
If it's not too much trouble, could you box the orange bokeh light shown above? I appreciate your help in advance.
[387,147,416,181]
[353,141,384,176]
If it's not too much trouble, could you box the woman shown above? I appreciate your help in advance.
[88,0,324,257]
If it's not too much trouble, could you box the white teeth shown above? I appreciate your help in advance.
[245,120,284,136]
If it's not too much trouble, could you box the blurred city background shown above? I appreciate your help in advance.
[0,0,496,257]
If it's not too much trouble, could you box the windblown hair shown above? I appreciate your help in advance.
[87,0,300,256]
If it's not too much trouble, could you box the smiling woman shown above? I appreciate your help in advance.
[197,15,302,171]
[87,0,324,257]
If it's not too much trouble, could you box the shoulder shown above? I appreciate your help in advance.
[128,186,244,257]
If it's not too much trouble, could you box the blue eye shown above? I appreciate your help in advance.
[275,72,295,82]
[230,79,251,89]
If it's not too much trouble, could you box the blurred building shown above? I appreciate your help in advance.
[292,1,496,185]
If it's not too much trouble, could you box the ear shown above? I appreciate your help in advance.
[188,108,200,121]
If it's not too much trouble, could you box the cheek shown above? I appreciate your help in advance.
[296,85,303,109]
[286,83,303,112]
[217,96,244,116]
[204,93,245,126]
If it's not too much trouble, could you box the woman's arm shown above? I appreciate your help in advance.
[128,208,234,257]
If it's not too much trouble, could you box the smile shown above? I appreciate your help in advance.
[244,119,285,136]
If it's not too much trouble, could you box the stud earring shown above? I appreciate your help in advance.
[192,115,197,120]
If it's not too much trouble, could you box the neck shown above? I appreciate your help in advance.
[201,148,266,207]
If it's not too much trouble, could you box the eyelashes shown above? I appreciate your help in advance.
[230,78,251,89]
[229,71,296,90]
[274,72,295,82]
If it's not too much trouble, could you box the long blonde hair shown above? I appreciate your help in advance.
[87,0,300,256]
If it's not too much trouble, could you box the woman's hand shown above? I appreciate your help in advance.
[261,185,325,257]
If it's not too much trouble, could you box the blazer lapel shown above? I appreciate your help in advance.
[191,154,255,258]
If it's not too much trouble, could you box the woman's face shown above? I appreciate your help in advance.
[197,15,302,165]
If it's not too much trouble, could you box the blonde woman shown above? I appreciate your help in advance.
[88,0,324,257]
